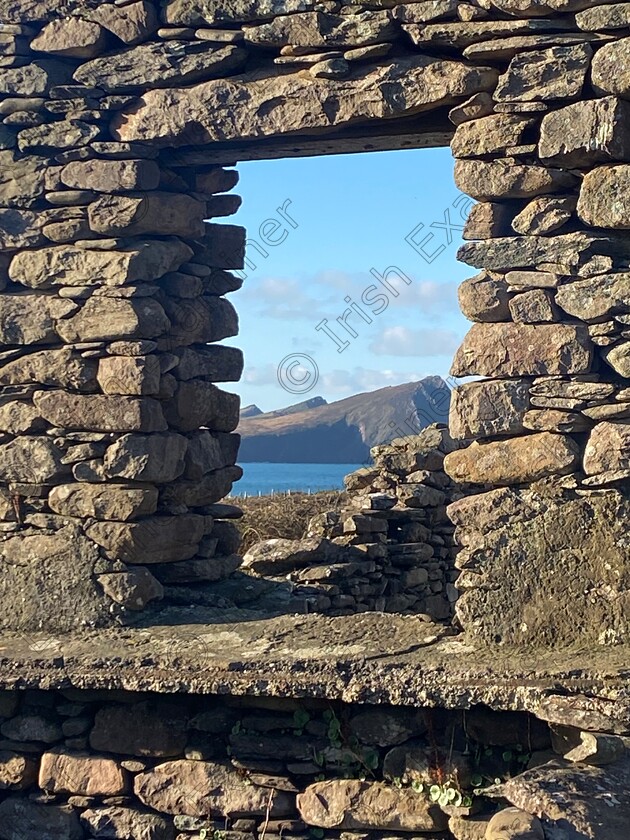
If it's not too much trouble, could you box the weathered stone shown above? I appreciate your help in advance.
[18,119,100,152]
[451,114,534,158]
[457,490,630,645]
[584,421,630,474]
[556,273,630,321]
[74,42,247,94]
[449,91,494,125]
[392,0,460,23]
[1,714,61,742]
[404,19,574,47]
[39,749,126,796]
[152,554,241,584]
[159,297,238,349]
[463,202,516,239]
[348,709,427,747]
[0,798,82,840]
[450,380,530,439]
[31,18,109,59]
[578,164,630,228]
[114,56,497,146]
[451,323,593,377]
[165,0,318,25]
[0,348,97,390]
[494,44,592,102]
[448,814,489,840]
[506,270,560,289]
[91,702,187,757]
[185,431,239,479]
[490,0,621,14]
[49,484,158,521]
[458,230,630,275]
[576,2,630,30]
[135,759,294,817]
[485,808,543,840]
[33,391,167,433]
[243,12,396,47]
[86,515,206,564]
[0,752,38,790]
[454,158,577,200]
[397,482,445,507]
[88,1,159,45]
[98,568,164,611]
[592,36,630,96]
[564,731,626,765]
[88,193,207,238]
[103,433,188,483]
[463,32,606,61]
[243,538,342,575]
[0,149,47,208]
[80,805,173,840]
[0,60,72,96]
[61,159,160,192]
[0,526,110,632]
[0,401,42,434]
[509,288,558,323]
[9,239,192,288]
[165,381,240,433]
[604,341,630,376]
[458,271,512,322]
[174,345,244,381]
[540,97,630,167]
[297,780,448,831]
[0,436,66,483]
[512,196,576,236]
[523,408,590,432]
[56,298,171,343]
[160,464,242,507]
[0,208,46,249]
[97,355,161,396]
[444,432,579,485]
[489,758,630,839]
[538,693,630,733]
[80,805,175,840]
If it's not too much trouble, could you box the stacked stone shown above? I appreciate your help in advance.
[334,424,466,620]
[438,6,630,646]
[0,2,251,631]
[3,684,612,840]
[4,0,630,641]
[242,425,466,621]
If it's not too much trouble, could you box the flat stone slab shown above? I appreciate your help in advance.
[0,614,628,728]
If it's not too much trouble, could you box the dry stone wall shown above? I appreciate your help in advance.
[0,0,629,639]
[241,425,466,621]
[0,685,626,840]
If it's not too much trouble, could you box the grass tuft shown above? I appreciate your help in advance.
[230,490,346,553]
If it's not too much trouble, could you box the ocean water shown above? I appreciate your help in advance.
[230,463,362,496]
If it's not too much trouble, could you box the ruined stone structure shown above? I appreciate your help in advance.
[1,0,630,837]
[242,425,465,620]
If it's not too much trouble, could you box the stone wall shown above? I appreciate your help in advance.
[241,424,466,621]
[0,0,629,638]
[0,685,626,840]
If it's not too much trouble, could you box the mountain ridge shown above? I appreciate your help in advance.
[237,377,451,463]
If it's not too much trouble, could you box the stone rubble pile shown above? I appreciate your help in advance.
[0,685,627,840]
[243,425,467,621]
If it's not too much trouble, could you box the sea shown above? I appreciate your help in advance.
[230,463,362,497]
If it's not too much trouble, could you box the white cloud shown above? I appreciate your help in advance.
[369,325,461,358]
[321,366,424,395]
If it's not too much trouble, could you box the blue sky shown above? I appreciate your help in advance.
[226,146,473,412]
